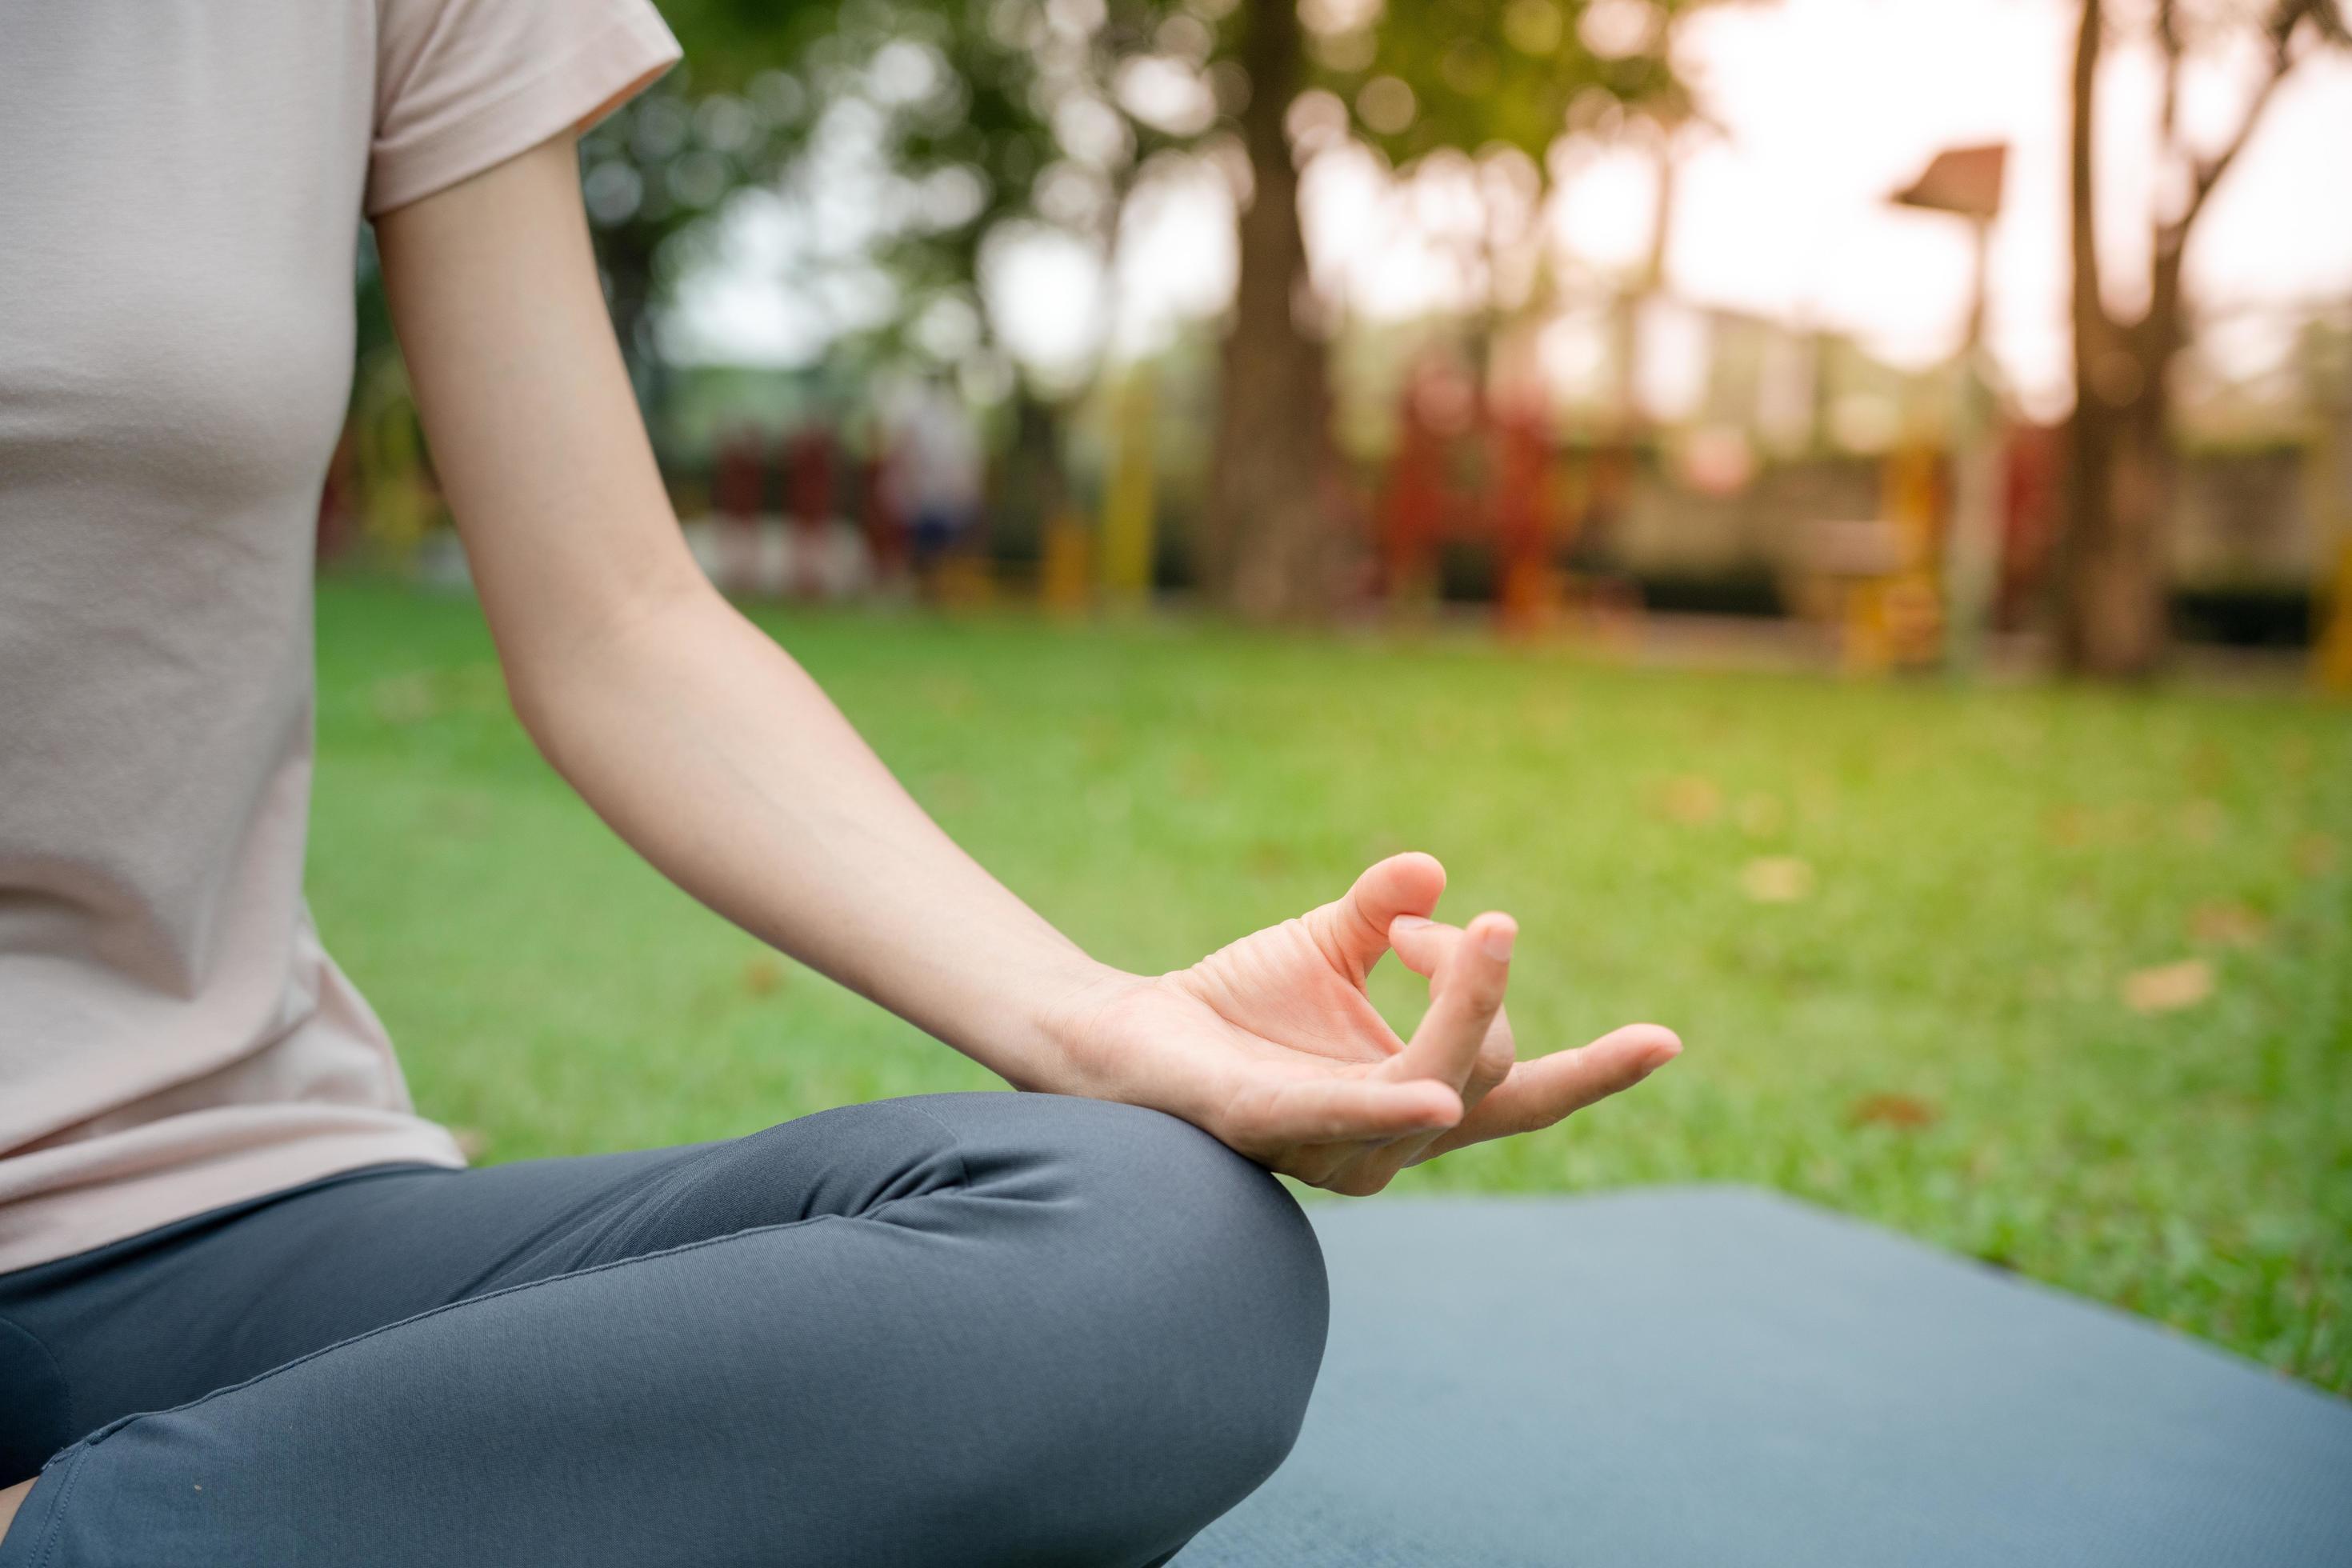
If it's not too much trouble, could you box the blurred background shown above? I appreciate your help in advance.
[318,0,2350,1394]
[334,0,2352,676]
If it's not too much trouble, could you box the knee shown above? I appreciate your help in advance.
[950,1094,1330,1541]
[1119,1104,1330,1478]
[652,1094,1328,1564]
[1074,1094,1330,1390]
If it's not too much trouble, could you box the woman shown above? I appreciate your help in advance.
[0,2,1680,1563]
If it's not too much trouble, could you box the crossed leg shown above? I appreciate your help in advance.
[0,1094,1327,1567]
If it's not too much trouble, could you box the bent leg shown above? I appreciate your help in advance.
[0,1094,1326,1568]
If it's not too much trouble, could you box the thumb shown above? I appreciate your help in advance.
[1303,851,1446,982]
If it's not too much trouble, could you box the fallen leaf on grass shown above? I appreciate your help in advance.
[742,957,786,998]
[2189,902,2267,947]
[1246,840,1296,878]
[2178,798,2228,846]
[2044,805,2092,849]
[1740,855,1814,903]
[1658,775,1722,826]
[1848,1093,1940,1130]
[2122,958,2214,1014]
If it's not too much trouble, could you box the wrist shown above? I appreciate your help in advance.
[1014,956,1152,1098]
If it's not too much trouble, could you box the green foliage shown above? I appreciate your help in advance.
[1314,0,1686,167]
[662,0,845,82]
[459,0,1709,419]
[828,0,1229,369]
[603,0,1698,377]
[576,72,803,257]
[575,66,806,384]
[312,579,2352,1393]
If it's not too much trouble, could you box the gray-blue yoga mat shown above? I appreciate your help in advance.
[1182,1187,2352,1566]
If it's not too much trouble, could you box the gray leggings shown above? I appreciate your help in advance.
[0,1094,1328,1566]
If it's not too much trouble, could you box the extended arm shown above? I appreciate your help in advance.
[376,135,1119,1089]
[374,134,1676,1193]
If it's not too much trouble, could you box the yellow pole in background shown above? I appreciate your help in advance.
[1038,508,1090,615]
[1100,370,1157,606]
[2321,539,2352,692]
[1881,438,1945,670]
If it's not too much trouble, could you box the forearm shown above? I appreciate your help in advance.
[372,140,1115,1084]
[511,581,1116,1086]
[370,135,1672,1178]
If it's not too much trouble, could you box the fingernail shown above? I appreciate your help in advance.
[1481,926,1514,962]
[1391,914,1432,933]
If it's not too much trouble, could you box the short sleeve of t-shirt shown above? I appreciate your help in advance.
[369,0,682,216]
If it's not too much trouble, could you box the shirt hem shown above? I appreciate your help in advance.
[0,1127,467,1276]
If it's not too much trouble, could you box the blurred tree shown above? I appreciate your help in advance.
[715,0,1689,610]
[854,0,1186,379]
[1205,0,1322,613]
[645,0,1192,470]
[338,2,831,555]
[2059,0,2349,678]
[1209,0,1685,616]
[554,0,1686,609]
[576,64,809,417]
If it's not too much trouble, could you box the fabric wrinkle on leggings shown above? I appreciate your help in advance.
[0,1092,1329,1567]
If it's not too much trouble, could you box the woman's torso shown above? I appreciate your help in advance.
[0,2,466,1274]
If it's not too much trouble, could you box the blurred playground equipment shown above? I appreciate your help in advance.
[324,322,2341,679]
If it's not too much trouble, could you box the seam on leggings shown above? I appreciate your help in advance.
[20,1439,86,1568]
[904,1102,975,1198]
[63,1167,979,1458]
[0,1309,74,1458]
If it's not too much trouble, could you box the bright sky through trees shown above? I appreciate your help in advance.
[667,0,2352,419]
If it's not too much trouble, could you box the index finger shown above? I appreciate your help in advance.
[1382,910,1515,1090]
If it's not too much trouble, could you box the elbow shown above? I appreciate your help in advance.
[496,562,715,754]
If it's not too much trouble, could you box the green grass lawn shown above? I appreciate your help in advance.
[311,578,2351,1392]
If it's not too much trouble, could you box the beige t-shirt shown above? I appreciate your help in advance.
[0,0,680,1274]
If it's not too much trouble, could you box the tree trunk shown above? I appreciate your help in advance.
[2055,0,2173,678]
[2061,395,2171,678]
[1206,0,1335,618]
[2057,0,2157,677]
